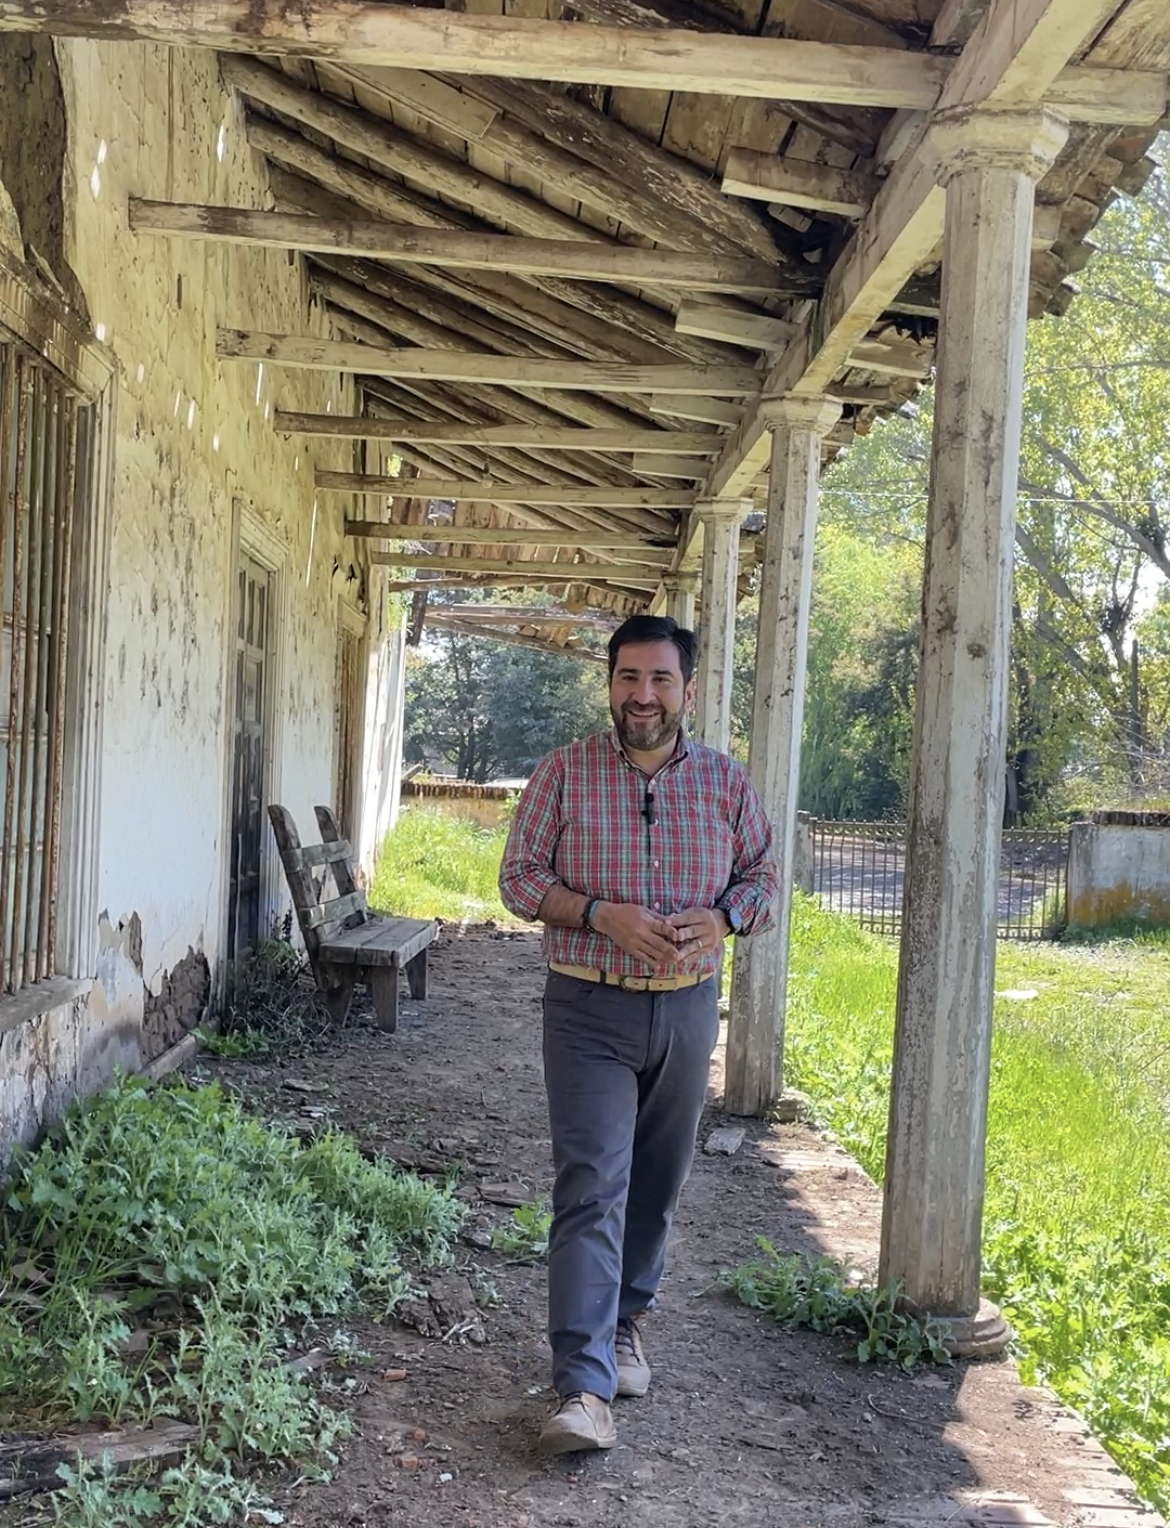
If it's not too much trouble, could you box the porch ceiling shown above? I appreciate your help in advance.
[4,0,1169,618]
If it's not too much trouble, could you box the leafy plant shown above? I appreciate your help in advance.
[491,1201,552,1261]
[0,1075,464,1523]
[209,919,335,1057]
[725,1241,951,1370]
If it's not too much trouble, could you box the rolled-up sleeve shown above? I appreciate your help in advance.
[499,750,566,920]
[721,768,777,935]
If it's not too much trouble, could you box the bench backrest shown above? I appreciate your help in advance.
[268,804,370,961]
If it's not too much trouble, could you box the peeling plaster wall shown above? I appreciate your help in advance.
[1,41,403,1155]
[1067,822,1170,927]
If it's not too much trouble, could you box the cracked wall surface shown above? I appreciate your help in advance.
[1,38,401,1155]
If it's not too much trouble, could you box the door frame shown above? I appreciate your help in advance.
[216,500,286,994]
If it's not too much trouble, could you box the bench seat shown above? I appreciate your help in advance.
[268,803,437,1032]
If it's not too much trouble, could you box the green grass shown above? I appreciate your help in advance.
[784,896,1170,1514]
[0,1075,465,1525]
[369,805,518,924]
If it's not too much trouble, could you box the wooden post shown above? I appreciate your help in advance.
[879,108,1068,1354]
[664,569,698,629]
[725,396,839,1117]
[692,498,751,753]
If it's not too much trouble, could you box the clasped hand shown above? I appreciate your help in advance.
[594,902,727,966]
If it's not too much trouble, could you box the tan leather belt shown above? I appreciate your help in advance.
[549,961,707,993]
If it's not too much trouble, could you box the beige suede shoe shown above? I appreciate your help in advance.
[614,1317,651,1398]
[538,1392,618,1456]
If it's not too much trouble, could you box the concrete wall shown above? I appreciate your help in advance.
[0,40,405,1155]
[1067,821,1170,927]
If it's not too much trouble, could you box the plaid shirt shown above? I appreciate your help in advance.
[499,728,776,978]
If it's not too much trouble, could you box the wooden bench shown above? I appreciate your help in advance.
[268,804,436,1033]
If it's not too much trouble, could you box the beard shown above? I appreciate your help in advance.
[612,699,685,753]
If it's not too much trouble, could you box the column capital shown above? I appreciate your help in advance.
[692,495,754,524]
[759,393,842,436]
[663,568,699,591]
[928,106,1069,187]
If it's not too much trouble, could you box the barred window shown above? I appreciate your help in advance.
[0,341,93,995]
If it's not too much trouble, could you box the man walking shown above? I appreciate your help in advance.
[499,613,777,1456]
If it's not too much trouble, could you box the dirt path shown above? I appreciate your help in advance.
[196,926,1161,1528]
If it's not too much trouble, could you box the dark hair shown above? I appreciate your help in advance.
[607,614,697,684]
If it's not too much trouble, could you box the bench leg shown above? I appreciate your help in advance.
[321,973,356,1026]
[406,948,429,1000]
[367,966,400,1033]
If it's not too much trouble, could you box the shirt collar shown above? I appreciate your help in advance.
[606,726,691,769]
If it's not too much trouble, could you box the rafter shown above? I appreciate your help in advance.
[346,521,676,548]
[276,413,720,454]
[369,552,662,583]
[217,333,762,396]
[321,473,695,508]
[130,202,796,296]
[674,300,798,351]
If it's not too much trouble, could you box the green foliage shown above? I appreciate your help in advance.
[369,805,515,923]
[491,1201,552,1261]
[404,596,610,782]
[783,895,1170,1513]
[0,1075,464,1522]
[725,1241,951,1369]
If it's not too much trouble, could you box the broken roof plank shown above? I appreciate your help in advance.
[722,151,881,217]
[370,551,663,581]
[217,332,763,395]
[131,202,802,295]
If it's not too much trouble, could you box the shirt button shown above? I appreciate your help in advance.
[653,860,660,868]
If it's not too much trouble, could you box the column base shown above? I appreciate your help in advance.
[934,1299,1012,1358]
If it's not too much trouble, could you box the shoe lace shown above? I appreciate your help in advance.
[614,1319,641,1357]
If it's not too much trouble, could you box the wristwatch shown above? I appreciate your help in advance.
[717,901,743,936]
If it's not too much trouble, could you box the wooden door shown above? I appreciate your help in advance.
[335,624,363,843]
[227,554,270,960]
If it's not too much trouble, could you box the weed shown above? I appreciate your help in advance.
[782,893,1170,1513]
[491,1201,552,1262]
[725,1240,951,1370]
[209,921,335,1058]
[0,1074,464,1524]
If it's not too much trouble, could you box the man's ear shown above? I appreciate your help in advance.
[684,676,697,712]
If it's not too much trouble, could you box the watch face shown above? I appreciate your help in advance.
[725,905,743,933]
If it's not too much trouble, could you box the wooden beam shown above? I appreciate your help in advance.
[322,473,694,508]
[825,384,895,405]
[370,552,661,582]
[2,4,950,106]
[703,0,1134,501]
[218,333,762,396]
[650,395,744,427]
[674,300,798,351]
[131,202,794,296]
[2,4,1158,121]
[347,520,675,547]
[722,152,881,218]
[276,412,721,454]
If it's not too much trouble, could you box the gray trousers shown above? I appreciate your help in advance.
[542,970,720,1400]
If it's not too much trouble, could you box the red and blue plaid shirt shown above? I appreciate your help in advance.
[499,728,776,978]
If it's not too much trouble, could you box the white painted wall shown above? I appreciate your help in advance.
[0,40,407,1152]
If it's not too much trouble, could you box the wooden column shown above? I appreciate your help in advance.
[879,108,1068,1353]
[693,498,751,752]
[725,396,839,1117]
[664,569,698,629]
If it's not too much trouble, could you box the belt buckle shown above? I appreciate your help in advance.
[618,974,642,992]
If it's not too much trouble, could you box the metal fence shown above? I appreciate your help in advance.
[806,818,1069,941]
